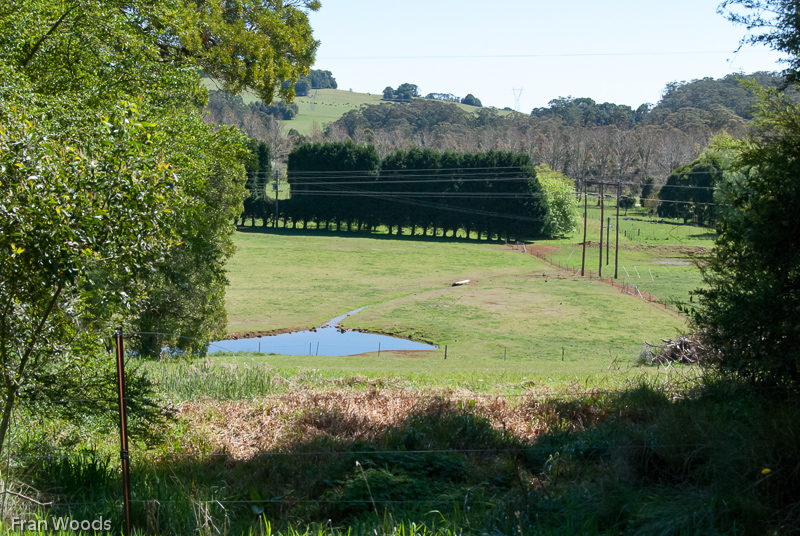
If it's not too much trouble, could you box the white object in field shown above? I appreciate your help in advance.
[452,280,470,287]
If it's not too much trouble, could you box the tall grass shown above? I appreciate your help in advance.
[145,359,278,400]
[8,375,800,535]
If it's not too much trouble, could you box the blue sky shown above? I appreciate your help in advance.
[307,0,784,110]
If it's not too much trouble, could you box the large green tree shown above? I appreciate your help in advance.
[693,89,800,386]
[536,164,580,237]
[657,156,722,225]
[0,0,319,455]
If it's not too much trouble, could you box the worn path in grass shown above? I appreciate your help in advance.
[224,229,686,382]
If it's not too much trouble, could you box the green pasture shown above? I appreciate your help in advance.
[223,229,687,385]
[534,205,714,306]
[226,229,555,334]
[265,179,291,201]
[279,88,384,135]
[202,78,516,136]
[280,90,516,136]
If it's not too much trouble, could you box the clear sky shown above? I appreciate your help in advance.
[306,0,785,111]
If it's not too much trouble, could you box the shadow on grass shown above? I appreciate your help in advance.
[687,231,718,241]
[17,384,800,535]
[235,224,523,245]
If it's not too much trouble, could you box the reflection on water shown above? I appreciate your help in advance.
[209,307,437,356]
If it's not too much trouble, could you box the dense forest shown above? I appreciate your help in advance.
[205,72,795,198]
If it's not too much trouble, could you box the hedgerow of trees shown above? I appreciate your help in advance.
[284,68,338,96]
[240,140,274,228]
[285,143,546,240]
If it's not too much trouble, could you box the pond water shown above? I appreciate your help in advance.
[208,307,438,356]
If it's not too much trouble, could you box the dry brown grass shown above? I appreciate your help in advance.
[170,387,618,460]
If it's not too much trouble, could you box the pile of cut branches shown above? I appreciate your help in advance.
[640,336,711,365]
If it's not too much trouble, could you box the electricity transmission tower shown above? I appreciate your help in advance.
[309,89,318,111]
[512,88,524,112]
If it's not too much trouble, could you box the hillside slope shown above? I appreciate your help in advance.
[202,77,509,136]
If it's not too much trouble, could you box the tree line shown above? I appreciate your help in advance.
[281,143,547,241]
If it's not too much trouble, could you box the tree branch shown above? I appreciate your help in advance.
[0,489,53,507]
[21,8,75,68]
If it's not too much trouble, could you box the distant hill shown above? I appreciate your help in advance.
[202,78,513,137]
[327,99,516,141]
[652,72,796,119]
[526,72,797,131]
[199,73,798,189]
[201,72,800,176]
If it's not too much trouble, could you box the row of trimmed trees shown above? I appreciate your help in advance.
[239,139,274,227]
[283,142,547,240]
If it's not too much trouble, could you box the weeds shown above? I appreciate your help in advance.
[6,376,800,535]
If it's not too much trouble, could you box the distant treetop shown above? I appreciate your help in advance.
[383,83,420,101]
[461,94,483,107]
[308,69,338,89]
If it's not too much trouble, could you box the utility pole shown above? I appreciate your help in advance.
[615,183,620,279]
[598,182,604,278]
[580,180,588,276]
[273,170,279,228]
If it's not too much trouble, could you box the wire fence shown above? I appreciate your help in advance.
[4,374,797,528]
[523,247,686,317]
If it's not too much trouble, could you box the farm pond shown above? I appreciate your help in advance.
[208,308,438,356]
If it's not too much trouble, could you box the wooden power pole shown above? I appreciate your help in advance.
[598,182,604,278]
[580,181,588,276]
[615,183,621,279]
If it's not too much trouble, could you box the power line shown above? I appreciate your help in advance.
[322,50,734,61]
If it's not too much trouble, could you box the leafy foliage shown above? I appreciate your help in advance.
[692,89,800,385]
[653,72,795,119]
[307,69,338,89]
[460,93,482,107]
[424,92,460,103]
[0,96,183,445]
[0,0,315,455]
[207,89,299,124]
[657,155,722,225]
[535,164,579,237]
[720,0,800,86]
[531,97,641,128]
[383,83,420,101]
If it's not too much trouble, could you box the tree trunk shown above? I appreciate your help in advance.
[0,283,63,458]
[0,385,17,460]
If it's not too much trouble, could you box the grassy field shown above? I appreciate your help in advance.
[534,205,714,307]
[13,210,800,536]
[202,78,516,136]
[223,226,687,386]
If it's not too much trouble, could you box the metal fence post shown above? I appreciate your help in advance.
[114,327,132,536]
